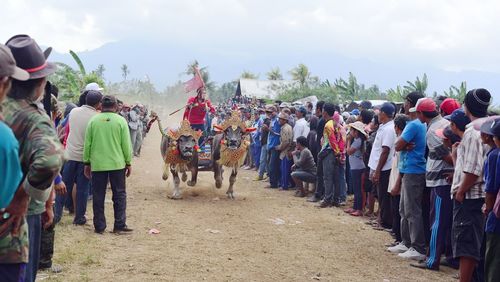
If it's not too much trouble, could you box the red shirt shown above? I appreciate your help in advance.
[183,96,215,125]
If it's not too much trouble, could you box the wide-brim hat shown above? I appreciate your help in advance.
[347,121,368,138]
[0,44,29,81]
[5,34,56,80]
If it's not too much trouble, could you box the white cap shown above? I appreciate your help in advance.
[409,98,425,113]
[85,82,103,91]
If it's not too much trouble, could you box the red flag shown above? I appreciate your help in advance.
[184,68,204,93]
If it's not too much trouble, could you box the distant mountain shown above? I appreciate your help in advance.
[48,40,500,103]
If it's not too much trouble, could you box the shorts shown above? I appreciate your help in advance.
[452,198,485,261]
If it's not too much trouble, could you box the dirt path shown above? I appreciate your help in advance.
[45,128,456,282]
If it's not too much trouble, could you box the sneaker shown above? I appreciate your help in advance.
[398,247,426,261]
[387,242,408,253]
[253,176,263,181]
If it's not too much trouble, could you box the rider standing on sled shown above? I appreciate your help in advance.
[183,87,215,145]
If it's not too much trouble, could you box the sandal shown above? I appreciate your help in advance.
[343,208,355,213]
[350,210,363,216]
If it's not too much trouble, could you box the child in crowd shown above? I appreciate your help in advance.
[344,121,368,216]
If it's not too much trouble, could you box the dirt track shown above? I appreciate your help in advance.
[44,127,456,282]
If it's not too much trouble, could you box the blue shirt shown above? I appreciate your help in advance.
[267,116,281,150]
[0,121,23,209]
[485,147,500,234]
[399,119,427,174]
[251,118,263,145]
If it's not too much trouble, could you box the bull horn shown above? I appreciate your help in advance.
[214,125,224,131]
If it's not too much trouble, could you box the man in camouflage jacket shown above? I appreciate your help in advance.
[0,35,64,282]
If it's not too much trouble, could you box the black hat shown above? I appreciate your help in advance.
[5,35,56,80]
[464,88,491,118]
[360,100,372,109]
[405,92,425,107]
[101,95,117,108]
[85,90,103,107]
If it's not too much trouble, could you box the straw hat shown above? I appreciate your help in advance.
[348,121,368,138]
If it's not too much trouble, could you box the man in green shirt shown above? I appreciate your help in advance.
[83,95,133,234]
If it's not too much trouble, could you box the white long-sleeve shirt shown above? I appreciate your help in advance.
[293,117,310,141]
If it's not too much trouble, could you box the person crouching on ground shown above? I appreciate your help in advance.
[291,136,317,197]
[83,95,133,234]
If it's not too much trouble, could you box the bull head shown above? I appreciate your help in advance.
[177,135,197,159]
[215,125,256,150]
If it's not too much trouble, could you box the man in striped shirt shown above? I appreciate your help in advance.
[451,89,491,282]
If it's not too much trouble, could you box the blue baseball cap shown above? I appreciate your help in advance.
[298,106,307,115]
[350,109,360,116]
[380,102,395,117]
[444,108,471,132]
[480,117,500,137]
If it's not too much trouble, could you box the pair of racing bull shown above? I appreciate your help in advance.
[153,111,255,199]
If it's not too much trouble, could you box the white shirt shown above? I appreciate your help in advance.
[66,105,98,162]
[368,120,396,171]
[293,117,310,141]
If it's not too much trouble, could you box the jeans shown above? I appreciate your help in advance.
[258,145,268,178]
[322,151,340,204]
[55,160,89,224]
[268,148,281,188]
[252,144,262,169]
[26,214,41,282]
[351,169,364,210]
[279,156,293,190]
[400,173,426,254]
[92,169,127,231]
[0,263,26,282]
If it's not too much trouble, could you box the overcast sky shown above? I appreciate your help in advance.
[1,0,499,101]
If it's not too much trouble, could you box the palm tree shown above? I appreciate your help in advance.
[121,64,130,80]
[404,73,428,94]
[289,63,312,87]
[443,81,467,102]
[49,50,105,101]
[95,64,106,79]
[266,67,283,80]
[240,71,258,79]
[334,72,360,102]
[386,85,406,102]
